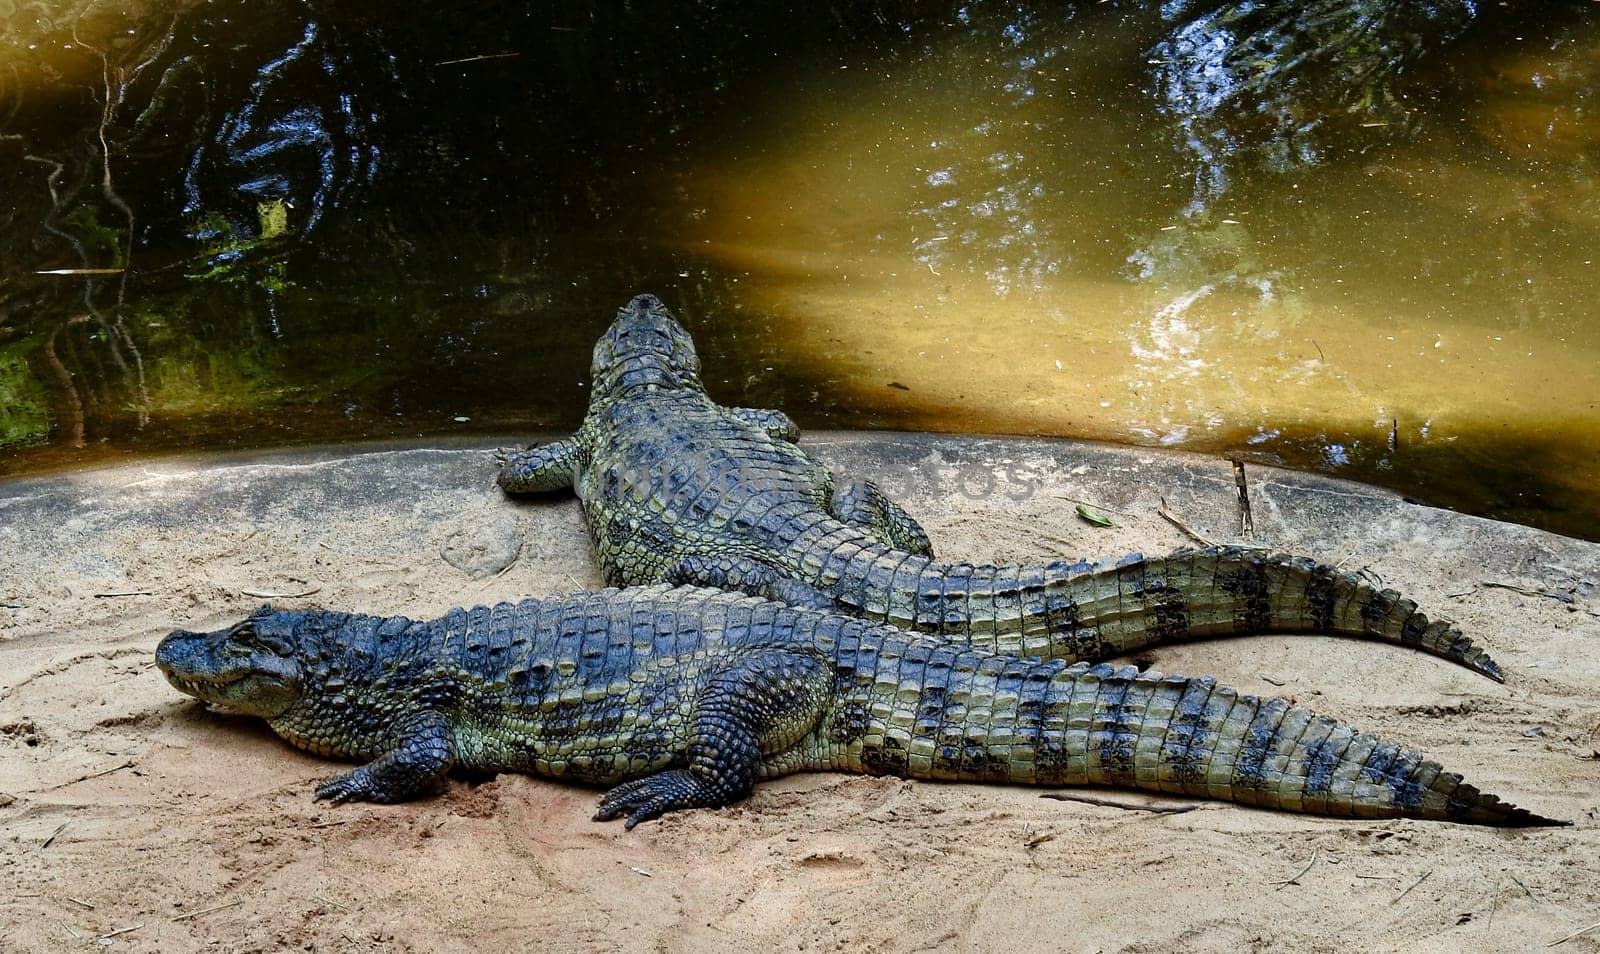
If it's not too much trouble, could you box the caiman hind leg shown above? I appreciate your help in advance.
[726,407,933,555]
[727,407,800,442]
[312,711,456,804]
[831,478,934,556]
[665,554,835,610]
[496,437,581,494]
[594,650,833,828]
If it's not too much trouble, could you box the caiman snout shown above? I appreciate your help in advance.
[154,617,305,718]
[620,293,665,316]
[591,293,704,393]
[154,628,204,677]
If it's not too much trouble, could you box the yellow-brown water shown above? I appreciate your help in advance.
[667,9,1600,534]
[1,2,1597,538]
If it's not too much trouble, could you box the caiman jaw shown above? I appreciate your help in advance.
[155,626,304,718]
[161,669,236,699]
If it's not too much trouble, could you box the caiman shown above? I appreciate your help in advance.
[155,588,1559,827]
[496,294,1503,680]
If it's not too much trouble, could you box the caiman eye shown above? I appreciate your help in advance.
[253,630,296,656]
[228,618,294,656]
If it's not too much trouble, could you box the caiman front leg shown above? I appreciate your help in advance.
[496,437,581,494]
[312,711,456,804]
[830,478,934,556]
[726,407,800,442]
[664,554,834,610]
[594,650,831,828]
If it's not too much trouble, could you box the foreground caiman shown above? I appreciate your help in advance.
[155,588,1559,827]
[497,294,1503,680]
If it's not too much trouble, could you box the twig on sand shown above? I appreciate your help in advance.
[1482,580,1575,604]
[1157,498,1217,547]
[83,759,134,780]
[1270,848,1318,888]
[240,587,322,600]
[1023,830,1056,848]
[1392,870,1432,904]
[93,590,152,598]
[1039,793,1200,814]
[96,924,143,941]
[1510,874,1545,904]
[214,528,259,558]
[314,895,350,911]
[40,821,69,849]
[64,896,95,910]
[47,759,135,790]
[1550,919,1600,947]
[171,899,242,922]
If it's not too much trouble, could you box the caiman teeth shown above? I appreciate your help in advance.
[168,674,221,697]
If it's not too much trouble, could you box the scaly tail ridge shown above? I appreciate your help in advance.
[835,652,1560,825]
[864,545,1502,681]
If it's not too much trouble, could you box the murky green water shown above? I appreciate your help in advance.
[1,1,1597,539]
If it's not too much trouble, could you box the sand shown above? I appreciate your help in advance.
[1,432,1597,953]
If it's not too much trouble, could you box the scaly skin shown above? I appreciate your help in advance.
[497,294,1504,681]
[155,588,1561,828]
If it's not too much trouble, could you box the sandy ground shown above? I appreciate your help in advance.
[1,432,1597,953]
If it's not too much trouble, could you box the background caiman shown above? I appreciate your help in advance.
[155,587,1558,827]
[497,295,1503,680]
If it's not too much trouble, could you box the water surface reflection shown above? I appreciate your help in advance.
[0,1,1596,538]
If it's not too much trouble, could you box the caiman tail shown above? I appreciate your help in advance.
[830,544,1503,681]
[824,650,1559,826]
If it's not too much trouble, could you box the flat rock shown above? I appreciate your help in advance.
[1,432,1596,953]
[440,508,524,579]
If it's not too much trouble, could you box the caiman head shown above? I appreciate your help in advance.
[590,293,704,396]
[156,607,305,718]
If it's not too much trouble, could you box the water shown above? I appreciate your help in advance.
[1,1,1597,539]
